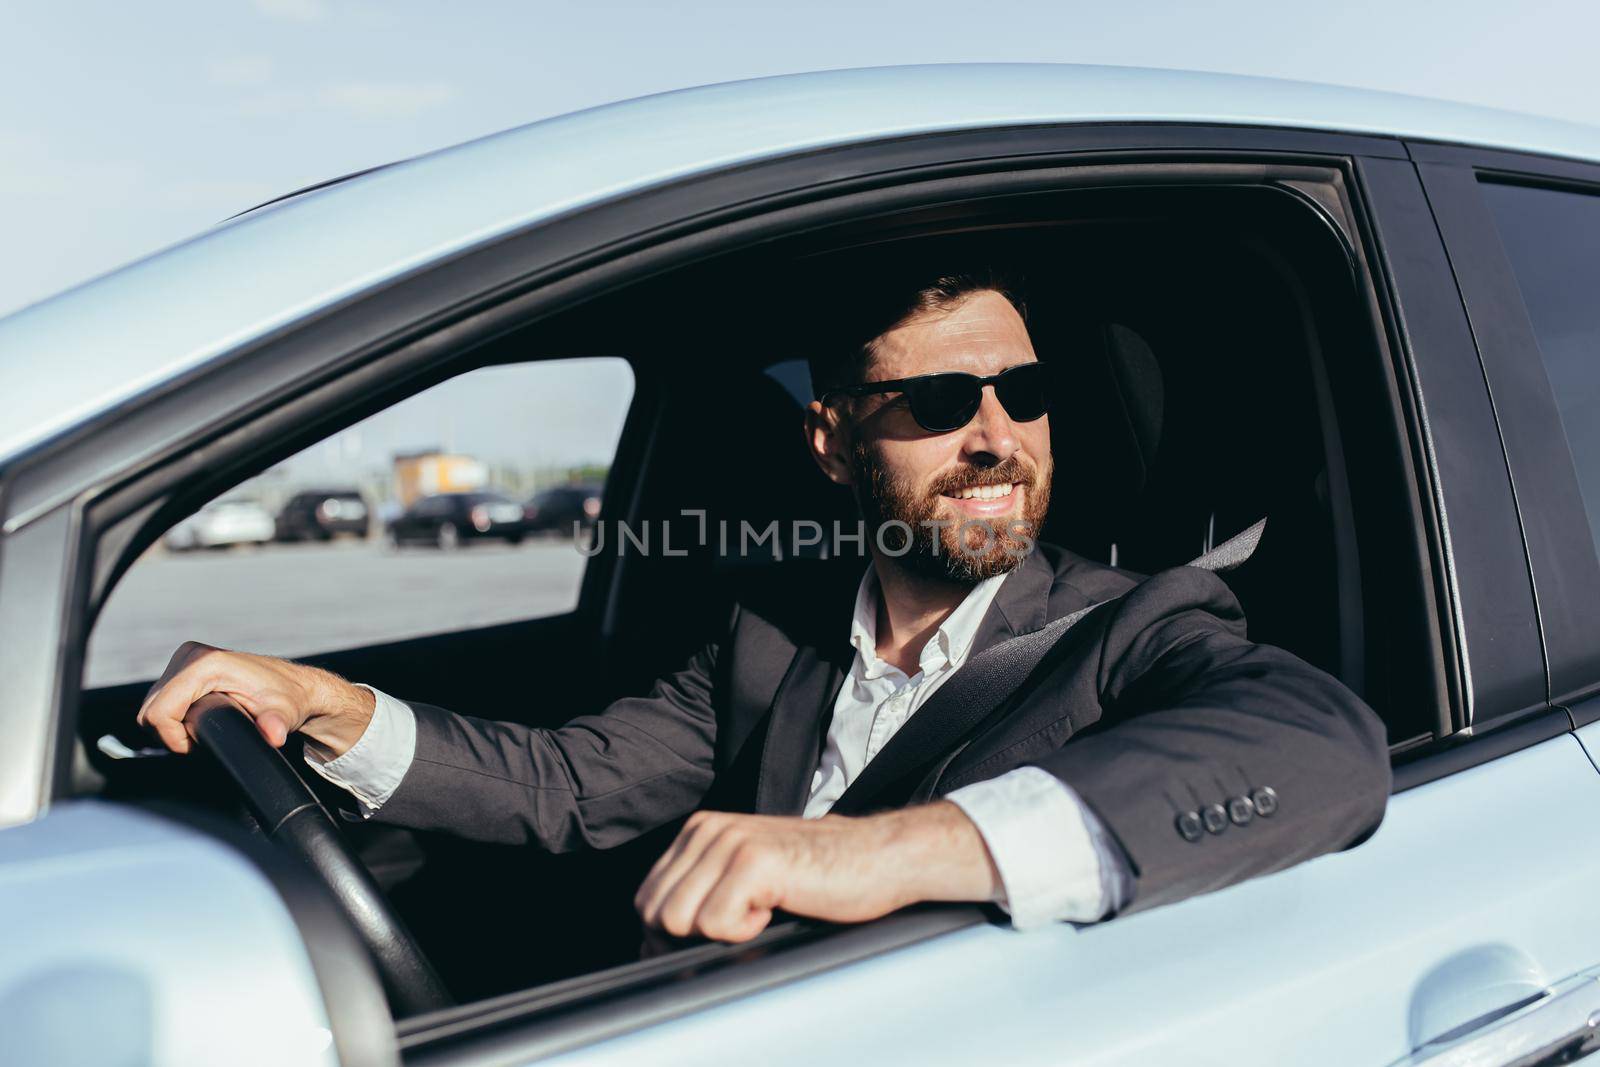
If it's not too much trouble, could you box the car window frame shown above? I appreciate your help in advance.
[1410,141,1600,723]
[1351,154,1553,756]
[0,120,1532,1056]
[391,153,1484,1057]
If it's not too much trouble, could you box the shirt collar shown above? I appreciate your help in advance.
[847,567,1010,681]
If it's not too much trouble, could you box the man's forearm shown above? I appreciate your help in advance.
[869,801,1003,910]
[633,802,1003,942]
[302,686,416,814]
[360,642,723,851]
[299,668,377,755]
[946,767,1130,926]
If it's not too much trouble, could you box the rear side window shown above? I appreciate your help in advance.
[1481,180,1600,562]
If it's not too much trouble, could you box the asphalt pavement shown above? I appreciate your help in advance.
[86,537,587,688]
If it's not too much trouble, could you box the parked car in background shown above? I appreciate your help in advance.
[274,488,372,542]
[387,490,526,548]
[163,496,276,551]
[523,483,603,535]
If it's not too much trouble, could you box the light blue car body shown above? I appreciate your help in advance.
[4,64,1600,1066]
[6,62,1600,476]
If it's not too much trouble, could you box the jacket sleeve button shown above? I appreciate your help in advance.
[1202,803,1228,834]
[1228,795,1254,825]
[1251,786,1279,817]
[1176,811,1204,842]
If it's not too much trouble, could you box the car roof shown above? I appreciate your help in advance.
[4,62,1599,470]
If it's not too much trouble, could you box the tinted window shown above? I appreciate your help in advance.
[1481,180,1600,563]
[86,358,634,687]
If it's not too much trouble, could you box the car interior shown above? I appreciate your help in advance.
[73,179,1444,1012]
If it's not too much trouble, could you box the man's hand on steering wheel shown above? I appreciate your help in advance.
[137,641,374,757]
[138,644,452,1014]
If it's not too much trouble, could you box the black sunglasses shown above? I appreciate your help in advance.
[821,362,1056,434]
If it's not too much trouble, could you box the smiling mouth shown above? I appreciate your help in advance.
[943,482,1021,503]
[934,483,1024,518]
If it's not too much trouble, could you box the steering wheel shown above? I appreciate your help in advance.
[185,693,453,1016]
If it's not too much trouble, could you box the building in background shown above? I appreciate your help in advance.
[393,451,488,508]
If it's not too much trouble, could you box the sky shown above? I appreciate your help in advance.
[5,0,1599,472]
[6,0,1600,320]
[270,358,636,481]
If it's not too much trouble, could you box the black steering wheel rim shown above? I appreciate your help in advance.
[186,694,453,1016]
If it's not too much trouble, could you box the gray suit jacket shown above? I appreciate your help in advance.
[375,543,1391,915]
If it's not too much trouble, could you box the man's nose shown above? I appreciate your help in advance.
[959,385,1019,464]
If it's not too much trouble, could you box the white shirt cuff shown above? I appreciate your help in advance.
[302,684,417,816]
[946,765,1130,929]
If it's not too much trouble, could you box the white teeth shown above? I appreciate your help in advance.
[953,483,1016,501]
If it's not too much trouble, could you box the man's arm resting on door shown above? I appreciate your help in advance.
[1039,566,1392,915]
[633,767,1132,942]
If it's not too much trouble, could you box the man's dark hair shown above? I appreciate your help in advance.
[806,264,1027,398]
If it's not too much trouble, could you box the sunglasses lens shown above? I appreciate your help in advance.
[994,363,1053,422]
[908,375,981,432]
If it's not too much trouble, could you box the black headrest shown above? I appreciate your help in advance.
[1041,322,1165,551]
[649,369,854,565]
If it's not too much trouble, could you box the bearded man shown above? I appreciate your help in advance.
[136,269,1391,942]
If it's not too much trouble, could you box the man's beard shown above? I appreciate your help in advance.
[849,443,1052,583]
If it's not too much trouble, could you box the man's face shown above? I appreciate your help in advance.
[814,290,1054,582]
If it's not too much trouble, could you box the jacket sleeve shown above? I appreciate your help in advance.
[1030,566,1391,915]
[370,615,731,850]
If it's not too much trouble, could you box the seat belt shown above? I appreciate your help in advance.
[828,518,1267,815]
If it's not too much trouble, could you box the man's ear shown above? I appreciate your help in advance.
[804,400,854,486]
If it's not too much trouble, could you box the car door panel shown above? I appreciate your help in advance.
[521,735,1600,1067]
[1577,718,1600,771]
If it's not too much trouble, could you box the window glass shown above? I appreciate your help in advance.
[1481,180,1600,563]
[86,358,634,687]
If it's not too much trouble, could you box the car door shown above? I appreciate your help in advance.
[398,496,439,541]
[389,147,1600,1067]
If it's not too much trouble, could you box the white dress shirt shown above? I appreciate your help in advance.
[307,567,1132,928]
